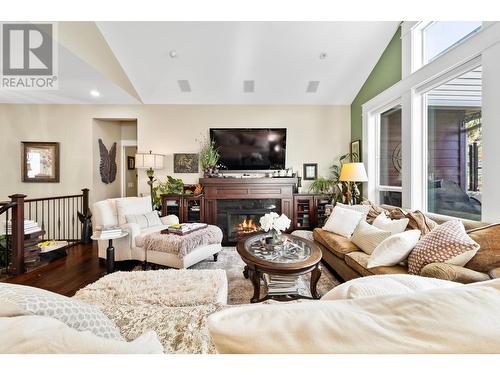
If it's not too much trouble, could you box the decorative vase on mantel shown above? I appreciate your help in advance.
[203,165,219,178]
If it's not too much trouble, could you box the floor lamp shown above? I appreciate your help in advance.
[339,162,368,205]
[135,151,165,208]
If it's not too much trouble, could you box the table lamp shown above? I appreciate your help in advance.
[339,162,368,205]
[135,150,165,207]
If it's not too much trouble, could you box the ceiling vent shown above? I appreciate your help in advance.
[177,80,191,92]
[306,81,320,93]
[243,80,255,93]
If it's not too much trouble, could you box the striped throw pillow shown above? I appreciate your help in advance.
[351,220,392,255]
[125,211,162,229]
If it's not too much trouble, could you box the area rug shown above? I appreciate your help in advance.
[191,247,340,305]
[135,247,340,305]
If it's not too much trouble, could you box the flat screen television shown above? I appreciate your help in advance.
[210,128,287,171]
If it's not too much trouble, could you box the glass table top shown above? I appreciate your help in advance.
[244,234,312,264]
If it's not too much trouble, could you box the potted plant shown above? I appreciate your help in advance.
[151,176,185,210]
[198,136,220,177]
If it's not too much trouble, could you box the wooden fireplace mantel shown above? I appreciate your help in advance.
[200,177,298,225]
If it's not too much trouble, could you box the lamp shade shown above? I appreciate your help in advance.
[339,162,368,182]
[135,152,164,170]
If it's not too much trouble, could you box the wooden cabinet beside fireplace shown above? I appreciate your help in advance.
[293,194,331,230]
[160,194,205,223]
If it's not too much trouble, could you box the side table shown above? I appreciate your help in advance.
[91,231,128,274]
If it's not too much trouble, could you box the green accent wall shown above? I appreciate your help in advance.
[351,27,402,141]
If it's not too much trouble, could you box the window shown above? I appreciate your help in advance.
[377,105,402,207]
[425,66,482,221]
[422,22,482,64]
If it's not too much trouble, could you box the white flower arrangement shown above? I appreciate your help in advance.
[259,212,291,233]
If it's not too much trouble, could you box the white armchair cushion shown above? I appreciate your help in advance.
[115,197,152,225]
[161,215,180,226]
[93,200,118,229]
[120,222,142,241]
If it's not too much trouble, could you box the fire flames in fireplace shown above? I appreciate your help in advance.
[236,217,259,234]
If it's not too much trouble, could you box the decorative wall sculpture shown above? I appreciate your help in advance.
[98,139,117,184]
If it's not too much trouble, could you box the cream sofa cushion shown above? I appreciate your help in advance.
[208,278,500,353]
[321,274,459,301]
[0,315,163,354]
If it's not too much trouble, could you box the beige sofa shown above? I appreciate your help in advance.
[314,204,500,283]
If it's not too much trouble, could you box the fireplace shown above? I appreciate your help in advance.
[217,199,282,244]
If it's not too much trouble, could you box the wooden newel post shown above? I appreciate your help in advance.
[82,188,89,214]
[9,194,26,275]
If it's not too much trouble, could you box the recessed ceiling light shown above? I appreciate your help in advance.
[177,80,191,92]
[306,81,320,93]
[90,90,100,97]
[169,50,178,58]
[319,52,328,60]
[243,80,255,93]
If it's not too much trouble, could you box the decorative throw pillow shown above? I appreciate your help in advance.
[407,220,480,275]
[126,211,162,229]
[389,208,438,235]
[373,213,409,235]
[367,230,421,268]
[361,200,390,224]
[350,221,392,255]
[0,283,123,341]
[335,203,371,218]
[322,206,365,238]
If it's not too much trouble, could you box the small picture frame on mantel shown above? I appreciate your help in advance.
[303,163,318,181]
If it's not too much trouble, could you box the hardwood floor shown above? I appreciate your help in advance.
[5,242,135,297]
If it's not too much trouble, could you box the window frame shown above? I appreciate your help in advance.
[408,21,483,74]
[363,20,492,220]
[375,103,403,206]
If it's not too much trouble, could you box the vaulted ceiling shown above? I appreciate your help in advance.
[0,21,400,105]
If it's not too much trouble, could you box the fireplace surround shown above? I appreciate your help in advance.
[200,177,298,244]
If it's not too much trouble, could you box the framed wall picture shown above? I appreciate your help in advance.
[127,156,135,170]
[303,163,318,180]
[351,139,361,162]
[22,142,60,183]
[174,153,199,173]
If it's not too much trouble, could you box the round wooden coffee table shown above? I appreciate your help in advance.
[236,233,322,303]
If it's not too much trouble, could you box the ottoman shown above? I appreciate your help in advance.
[140,225,223,269]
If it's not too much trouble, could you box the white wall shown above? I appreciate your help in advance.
[0,104,350,202]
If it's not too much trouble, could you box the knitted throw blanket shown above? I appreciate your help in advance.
[142,225,223,259]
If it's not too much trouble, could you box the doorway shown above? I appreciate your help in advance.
[123,145,138,197]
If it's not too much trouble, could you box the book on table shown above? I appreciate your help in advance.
[99,226,123,239]
[165,223,208,235]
